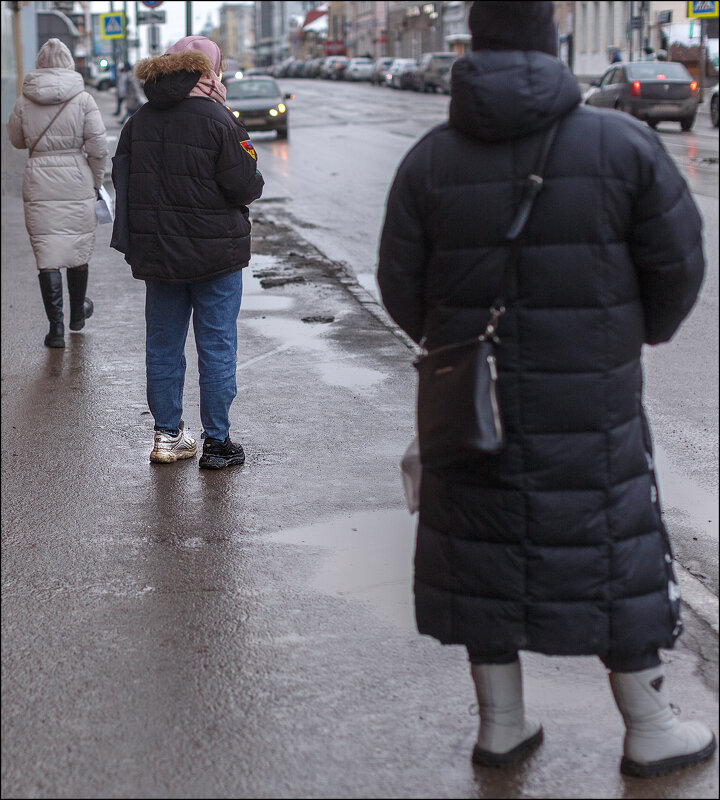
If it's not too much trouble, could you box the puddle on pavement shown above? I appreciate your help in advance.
[242,254,388,391]
[242,261,294,312]
[653,443,718,542]
[243,314,389,392]
[268,509,417,632]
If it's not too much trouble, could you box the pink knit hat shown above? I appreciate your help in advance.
[164,36,221,75]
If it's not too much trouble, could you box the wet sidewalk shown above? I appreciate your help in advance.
[1,92,718,799]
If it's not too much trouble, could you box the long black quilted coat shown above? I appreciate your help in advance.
[113,50,264,283]
[377,50,705,662]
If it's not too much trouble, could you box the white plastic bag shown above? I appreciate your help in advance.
[401,436,422,514]
[94,184,114,224]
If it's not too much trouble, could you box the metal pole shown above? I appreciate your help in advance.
[186,1,192,37]
[110,1,118,78]
[12,1,23,96]
[628,1,634,61]
[699,19,706,103]
[123,1,128,64]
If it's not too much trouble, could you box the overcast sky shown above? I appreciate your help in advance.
[91,1,252,56]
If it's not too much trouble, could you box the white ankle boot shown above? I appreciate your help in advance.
[470,660,543,766]
[609,664,716,777]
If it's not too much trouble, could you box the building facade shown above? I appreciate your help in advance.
[345,1,388,59]
[382,1,471,59]
[570,1,719,78]
[253,1,325,66]
[217,4,255,67]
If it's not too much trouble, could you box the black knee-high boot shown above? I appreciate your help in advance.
[38,270,65,348]
[66,264,94,331]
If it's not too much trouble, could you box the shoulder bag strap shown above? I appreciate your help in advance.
[483,119,562,340]
[28,96,76,157]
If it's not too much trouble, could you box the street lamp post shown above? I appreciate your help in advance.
[11,1,23,96]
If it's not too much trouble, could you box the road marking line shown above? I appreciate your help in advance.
[236,343,294,371]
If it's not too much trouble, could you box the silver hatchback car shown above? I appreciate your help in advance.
[585,61,700,131]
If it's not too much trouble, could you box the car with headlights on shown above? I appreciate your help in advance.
[224,77,292,140]
[584,61,700,131]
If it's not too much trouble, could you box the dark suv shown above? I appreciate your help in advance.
[414,52,458,93]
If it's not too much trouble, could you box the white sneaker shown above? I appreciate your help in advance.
[149,421,197,463]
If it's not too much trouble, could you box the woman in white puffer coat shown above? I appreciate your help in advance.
[8,38,108,348]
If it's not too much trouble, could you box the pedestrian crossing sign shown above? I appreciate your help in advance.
[99,12,126,39]
[687,1,719,17]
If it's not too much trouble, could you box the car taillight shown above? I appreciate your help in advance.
[630,80,642,97]
[690,81,698,92]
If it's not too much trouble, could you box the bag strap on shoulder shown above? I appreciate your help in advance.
[28,95,77,157]
[484,119,562,341]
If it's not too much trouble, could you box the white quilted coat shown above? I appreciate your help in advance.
[8,45,108,270]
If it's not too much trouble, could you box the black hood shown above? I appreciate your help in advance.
[142,70,201,110]
[449,50,581,141]
[135,49,212,110]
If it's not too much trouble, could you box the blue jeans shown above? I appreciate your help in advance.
[145,270,243,441]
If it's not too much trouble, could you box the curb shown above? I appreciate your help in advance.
[260,205,422,357]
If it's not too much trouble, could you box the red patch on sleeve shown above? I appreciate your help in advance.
[240,140,257,160]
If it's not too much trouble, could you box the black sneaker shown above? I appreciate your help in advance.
[198,436,246,469]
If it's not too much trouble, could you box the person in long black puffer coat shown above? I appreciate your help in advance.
[377,1,715,779]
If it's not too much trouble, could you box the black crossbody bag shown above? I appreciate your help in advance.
[414,120,561,468]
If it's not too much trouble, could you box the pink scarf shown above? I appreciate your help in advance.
[187,72,227,106]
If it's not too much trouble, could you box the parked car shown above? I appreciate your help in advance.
[322,55,349,80]
[711,83,719,127]
[387,58,417,90]
[438,67,452,95]
[584,60,700,131]
[289,60,307,78]
[344,57,374,81]
[277,58,298,78]
[370,57,394,86]
[305,57,324,78]
[224,77,292,140]
[414,52,458,93]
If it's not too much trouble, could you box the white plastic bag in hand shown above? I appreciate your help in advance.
[94,184,114,224]
[401,436,422,514]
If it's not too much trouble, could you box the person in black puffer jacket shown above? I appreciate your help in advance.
[112,36,264,469]
[378,2,714,778]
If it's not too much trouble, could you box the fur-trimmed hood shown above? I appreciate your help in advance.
[135,50,213,83]
[135,51,213,111]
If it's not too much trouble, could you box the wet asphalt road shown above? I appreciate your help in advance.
[1,80,718,798]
